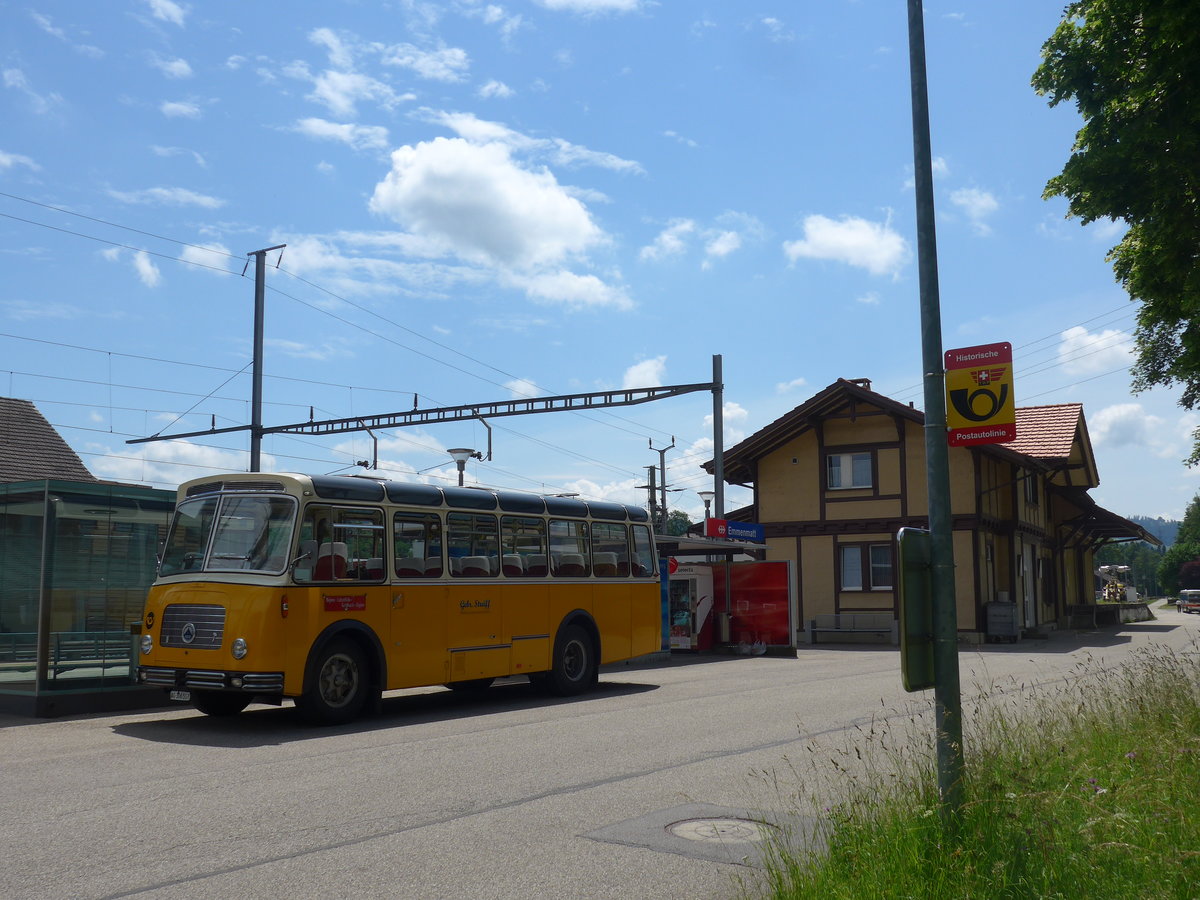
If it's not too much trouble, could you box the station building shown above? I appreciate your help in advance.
[705,378,1157,643]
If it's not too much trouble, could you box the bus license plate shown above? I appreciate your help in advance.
[169,690,191,702]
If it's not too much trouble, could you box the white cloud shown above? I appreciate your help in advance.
[0,150,39,172]
[783,213,910,276]
[950,187,999,235]
[150,145,206,167]
[663,130,698,148]
[369,137,604,271]
[505,378,541,399]
[776,377,808,394]
[307,69,402,118]
[108,186,224,208]
[1058,325,1134,375]
[535,0,642,13]
[704,230,741,259]
[309,27,355,69]
[381,43,470,82]
[511,269,631,310]
[160,100,201,118]
[1090,403,1164,450]
[133,250,162,287]
[640,219,695,261]
[423,109,641,173]
[293,117,389,152]
[88,439,258,488]
[179,242,233,271]
[856,291,881,305]
[151,55,193,79]
[478,79,514,99]
[145,0,187,27]
[758,16,795,42]
[623,356,666,388]
[3,68,62,114]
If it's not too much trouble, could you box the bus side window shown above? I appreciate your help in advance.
[394,511,443,578]
[501,515,546,578]
[631,525,655,577]
[297,506,384,582]
[549,519,590,577]
[591,522,627,578]
[448,512,499,577]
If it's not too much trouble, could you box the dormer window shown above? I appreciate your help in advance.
[827,451,873,490]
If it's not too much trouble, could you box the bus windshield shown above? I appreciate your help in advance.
[159,495,296,576]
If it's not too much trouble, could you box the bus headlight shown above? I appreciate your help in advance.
[140,635,153,655]
[231,638,248,660]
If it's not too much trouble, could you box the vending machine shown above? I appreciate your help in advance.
[668,563,715,651]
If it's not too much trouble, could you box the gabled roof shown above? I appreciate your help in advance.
[1007,403,1098,487]
[0,397,96,483]
[1007,404,1082,459]
[707,378,1036,485]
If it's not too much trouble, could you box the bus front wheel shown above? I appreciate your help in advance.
[192,691,252,717]
[545,623,597,696]
[297,638,368,725]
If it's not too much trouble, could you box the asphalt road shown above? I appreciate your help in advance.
[3,607,1197,900]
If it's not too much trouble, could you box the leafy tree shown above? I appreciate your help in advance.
[1156,493,1200,593]
[663,509,693,536]
[1179,560,1200,589]
[1032,2,1200,462]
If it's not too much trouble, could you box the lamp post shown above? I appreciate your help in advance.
[447,448,479,486]
[697,490,715,522]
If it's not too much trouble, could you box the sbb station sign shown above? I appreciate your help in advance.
[704,518,765,542]
[944,341,1016,447]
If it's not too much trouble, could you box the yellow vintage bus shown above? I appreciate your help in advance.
[137,472,662,724]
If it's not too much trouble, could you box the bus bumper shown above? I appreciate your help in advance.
[138,666,285,693]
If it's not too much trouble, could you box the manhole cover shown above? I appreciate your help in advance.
[668,817,775,844]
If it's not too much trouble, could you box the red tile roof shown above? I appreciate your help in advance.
[1007,404,1083,460]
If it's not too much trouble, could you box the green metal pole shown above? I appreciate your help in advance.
[906,0,965,815]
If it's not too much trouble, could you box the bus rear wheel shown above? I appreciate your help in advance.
[192,691,252,717]
[296,638,367,725]
[545,623,597,697]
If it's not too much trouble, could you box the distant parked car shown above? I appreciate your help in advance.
[1178,590,1200,614]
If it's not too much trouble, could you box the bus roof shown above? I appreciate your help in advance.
[181,472,651,523]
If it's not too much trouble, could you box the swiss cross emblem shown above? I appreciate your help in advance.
[971,368,1005,386]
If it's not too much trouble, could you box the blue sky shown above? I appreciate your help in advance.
[1,0,1194,522]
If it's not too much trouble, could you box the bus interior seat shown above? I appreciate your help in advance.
[315,542,348,580]
[502,553,524,577]
[365,557,385,579]
[592,551,618,577]
[397,557,424,577]
[461,555,492,577]
[525,553,548,577]
[424,557,443,577]
[556,552,586,577]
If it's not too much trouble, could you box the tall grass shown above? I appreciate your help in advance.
[759,644,1200,899]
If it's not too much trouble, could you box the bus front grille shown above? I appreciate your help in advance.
[161,604,226,649]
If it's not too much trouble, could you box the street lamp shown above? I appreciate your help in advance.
[697,490,715,520]
[447,447,480,486]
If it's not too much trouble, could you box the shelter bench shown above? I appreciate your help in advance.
[805,613,898,645]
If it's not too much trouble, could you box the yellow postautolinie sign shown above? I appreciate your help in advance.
[944,342,1015,446]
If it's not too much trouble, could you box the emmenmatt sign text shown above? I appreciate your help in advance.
[944,341,1016,446]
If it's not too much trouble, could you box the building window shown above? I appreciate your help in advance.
[827,451,873,490]
[1024,471,1039,506]
[839,542,893,591]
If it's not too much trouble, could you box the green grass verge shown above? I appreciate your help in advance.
[761,646,1200,899]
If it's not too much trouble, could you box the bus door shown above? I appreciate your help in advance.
[389,512,450,688]
[445,511,508,681]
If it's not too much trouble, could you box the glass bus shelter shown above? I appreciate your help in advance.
[0,479,175,716]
